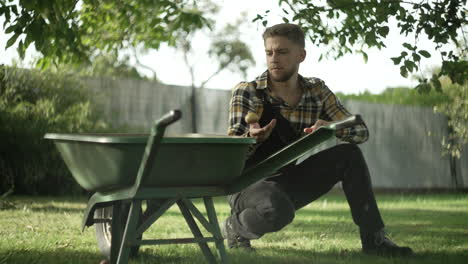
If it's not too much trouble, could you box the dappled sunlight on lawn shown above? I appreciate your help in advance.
[1,193,467,264]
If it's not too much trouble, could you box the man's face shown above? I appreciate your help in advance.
[264,36,306,82]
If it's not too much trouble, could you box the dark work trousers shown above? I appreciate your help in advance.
[227,95,385,240]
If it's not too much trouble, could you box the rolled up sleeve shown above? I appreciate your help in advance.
[228,82,263,158]
[228,82,255,137]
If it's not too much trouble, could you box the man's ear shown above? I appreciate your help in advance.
[299,49,306,62]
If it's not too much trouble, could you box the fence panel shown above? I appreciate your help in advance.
[343,100,453,189]
[84,78,464,189]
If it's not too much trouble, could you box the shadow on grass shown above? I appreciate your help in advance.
[248,246,468,264]
[28,206,87,213]
[287,207,468,254]
[297,206,467,225]
[3,195,466,264]
[2,242,467,264]
[7,195,88,204]
[0,249,102,264]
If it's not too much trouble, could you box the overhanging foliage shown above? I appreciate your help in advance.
[255,0,467,92]
[1,0,211,67]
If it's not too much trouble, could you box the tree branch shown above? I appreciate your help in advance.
[199,57,235,89]
[182,45,196,88]
[133,47,157,80]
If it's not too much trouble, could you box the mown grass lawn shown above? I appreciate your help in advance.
[1,192,467,264]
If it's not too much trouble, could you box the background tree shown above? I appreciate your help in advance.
[46,52,155,80]
[0,0,211,66]
[255,0,467,92]
[177,12,255,132]
[337,70,466,159]
[178,18,255,89]
[434,78,467,159]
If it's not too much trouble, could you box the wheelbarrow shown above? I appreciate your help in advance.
[44,110,362,264]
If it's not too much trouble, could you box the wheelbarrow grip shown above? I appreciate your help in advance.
[330,114,363,130]
[156,110,182,128]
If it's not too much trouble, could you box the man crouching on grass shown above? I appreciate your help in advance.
[221,23,413,257]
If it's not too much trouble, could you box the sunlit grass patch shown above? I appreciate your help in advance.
[1,193,467,264]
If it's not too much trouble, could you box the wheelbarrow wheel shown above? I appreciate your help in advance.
[94,204,142,259]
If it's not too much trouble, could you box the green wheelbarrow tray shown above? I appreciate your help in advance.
[44,110,362,264]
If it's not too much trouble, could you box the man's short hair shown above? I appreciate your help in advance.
[262,23,305,48]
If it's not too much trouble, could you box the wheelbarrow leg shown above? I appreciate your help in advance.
[110,201,123,264]
[117,200,142,264]
[177,200,217,264]
[204,197,228,264]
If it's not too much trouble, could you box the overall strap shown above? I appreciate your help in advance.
[245,82,300,168]
[255,86,299,144]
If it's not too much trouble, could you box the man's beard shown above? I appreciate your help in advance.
[269,67,296,82]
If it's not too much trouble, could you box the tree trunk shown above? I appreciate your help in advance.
[190,85,197,133]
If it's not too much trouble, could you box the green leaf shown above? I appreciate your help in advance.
[415,83,431,94]
[36,57,51,70]
[414,83,423,92]
[378,26,389,37]
[362,51,368,63]
[410,60,418,71]
[5,33,20,49]
[282,17,290,23]
[339,35,346,46]
[3,6,10,25]
[364,33,376,46]
[18,39,25,59]
[418,50,431,58]
[412,53,421,62]
[349,35,356,45]
[5,25,17,34]
[262,20,267,27]
[390,57,401,65]
[11,5,18,16]
[431,74,442,92]
[400,66,408,78]
[432,78,442,92]
[398,7,407,18]
[404,60,418,72]
[402,43,413,50]
[252,14,263,22]
[404,60,414,72]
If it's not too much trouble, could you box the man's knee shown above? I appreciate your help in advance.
[233,181,295,237]
[254,185,295,231]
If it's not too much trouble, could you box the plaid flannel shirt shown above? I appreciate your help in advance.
[228,71,369,147]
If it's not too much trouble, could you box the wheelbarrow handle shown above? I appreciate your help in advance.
[134,110,182,191]
[329,114,363,130]
[156,110,182,129]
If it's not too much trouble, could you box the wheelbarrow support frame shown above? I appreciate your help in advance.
[82,110,228,264]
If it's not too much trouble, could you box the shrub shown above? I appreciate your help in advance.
[337,84,466,158]
[0,65,107,195]
[336,86,450,107]
[434,82,468,158]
